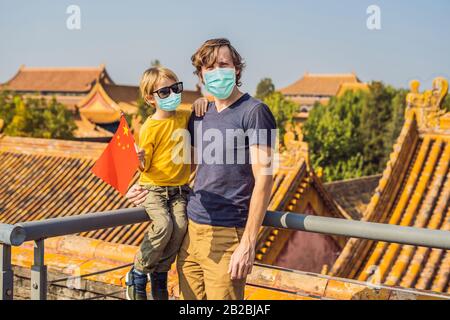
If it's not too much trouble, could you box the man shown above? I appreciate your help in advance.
[126,38,276,300]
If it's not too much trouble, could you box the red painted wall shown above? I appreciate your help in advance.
[273,203,341,273]
[273,230,341,273]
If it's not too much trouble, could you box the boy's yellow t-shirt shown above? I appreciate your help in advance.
[138,109,191,186]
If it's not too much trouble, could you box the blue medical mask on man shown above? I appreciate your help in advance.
[203,68,236,100]
[155,92,181,111]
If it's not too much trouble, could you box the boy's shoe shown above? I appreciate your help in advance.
[125,268,148,300]
[150,272,169,300]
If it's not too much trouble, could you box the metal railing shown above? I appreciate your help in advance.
[1,208,450,300]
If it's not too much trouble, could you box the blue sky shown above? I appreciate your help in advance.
[0,0,449,93]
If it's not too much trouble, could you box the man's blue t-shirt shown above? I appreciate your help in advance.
[187,93,277,228]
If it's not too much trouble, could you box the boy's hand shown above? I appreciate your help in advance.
[137,148,145,169]
[192,97,209,117]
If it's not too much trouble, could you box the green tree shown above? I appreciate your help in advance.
[443,94,450,112]
[263,91,297,137]
[303,91,367,181]
[0,91,76,139]
[303,82,412,182]
[358,82,398,175]
[151,59,161,67]
[256,78,275,100]
[384,88,408,158]
[0,90,17,125]
[40,98,77,139]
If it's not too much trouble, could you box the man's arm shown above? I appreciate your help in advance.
[228,144,273,280]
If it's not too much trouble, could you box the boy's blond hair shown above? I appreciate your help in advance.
[139,67,179,105]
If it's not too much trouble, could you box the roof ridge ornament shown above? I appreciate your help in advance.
[406,77,449,131]
[283,123,310,168]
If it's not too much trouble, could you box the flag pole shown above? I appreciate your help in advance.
[121,111,141,156]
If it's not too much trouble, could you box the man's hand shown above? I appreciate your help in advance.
[228,238,256,280]
[192,97,209,117]
[125,184,149,206]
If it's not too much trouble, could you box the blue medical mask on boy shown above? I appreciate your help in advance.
[155,92,181,111]
[203,68,236,100]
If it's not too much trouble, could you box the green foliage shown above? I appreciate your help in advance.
[304,82,408,182]
[358,82,404,175]
[304,91,367,181]
[0,90,16,125]
[383,88,408,163]
[151,59,161,67]
[443,94,450,112]
[0,90,76,139]
[256,78,275,100]
[263,91,298,137]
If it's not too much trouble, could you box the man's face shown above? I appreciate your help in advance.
[201,46,237,82]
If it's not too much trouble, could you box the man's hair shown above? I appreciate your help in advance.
[191,38,245,87]
[139,67,179,105]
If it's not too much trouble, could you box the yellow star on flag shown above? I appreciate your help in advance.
[123,125,129,136]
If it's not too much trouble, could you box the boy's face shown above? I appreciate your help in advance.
[200,46,238,82]
[146,77,178,106]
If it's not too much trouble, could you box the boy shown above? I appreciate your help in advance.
[126,67,206,300]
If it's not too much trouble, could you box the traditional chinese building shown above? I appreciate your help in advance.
[279,73,368,123]
[1,65,113,108]
[0,65,116,141]
[330,78,450,294]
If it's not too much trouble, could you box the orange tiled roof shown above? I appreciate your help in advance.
[2,65,114,93]
[330,78,450,294]
[0,135,142,244]
[73,115,114,140]
[280,73,360,97]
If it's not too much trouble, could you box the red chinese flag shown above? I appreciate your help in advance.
[91,115,140,195]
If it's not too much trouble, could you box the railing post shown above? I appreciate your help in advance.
[0,244,14,300]
[31,239,47,300]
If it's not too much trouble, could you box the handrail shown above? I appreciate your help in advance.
[0,209,449,249]
[16,208,147,243]
[2,209,450,300]
[264,211,450,250]
[0,224,26,246]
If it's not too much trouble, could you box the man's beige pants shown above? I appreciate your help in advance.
[177,219,246,300]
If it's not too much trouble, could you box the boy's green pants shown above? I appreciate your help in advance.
[134,185,189,274]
